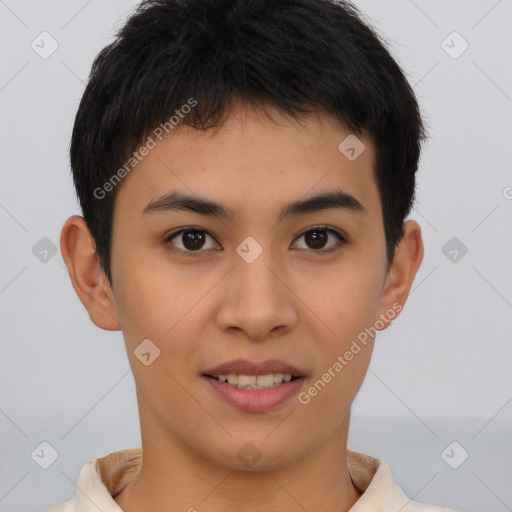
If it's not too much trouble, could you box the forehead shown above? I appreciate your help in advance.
[114,102,380,223]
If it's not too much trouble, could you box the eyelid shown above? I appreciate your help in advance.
[164,226,220,257]
[292,224,348,244]
[291,225,348,255]
[164,225,348,257]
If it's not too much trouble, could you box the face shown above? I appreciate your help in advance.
[106,102,394,469]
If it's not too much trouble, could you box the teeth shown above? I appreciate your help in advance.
[214,373,294,389]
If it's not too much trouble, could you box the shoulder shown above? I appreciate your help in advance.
[46,448,142,512]
[347,450,457,512]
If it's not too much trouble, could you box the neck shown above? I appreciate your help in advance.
[114,412,361,512]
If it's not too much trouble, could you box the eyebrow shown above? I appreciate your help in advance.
[142,189,364,222]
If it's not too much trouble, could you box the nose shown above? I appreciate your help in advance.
[215,247,299,342]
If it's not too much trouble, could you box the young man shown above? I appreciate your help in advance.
[51,0,455,510]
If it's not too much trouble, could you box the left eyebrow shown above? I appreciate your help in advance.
[141,189,365,221]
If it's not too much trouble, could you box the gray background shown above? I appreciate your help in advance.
[1,0,511,511]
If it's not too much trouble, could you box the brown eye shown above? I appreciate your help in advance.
[165,225,346,258]
[304,229,328,249]
[293,226,346,254]
[166,229,218,255]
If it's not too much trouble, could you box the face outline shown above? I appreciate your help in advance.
[61,100,424,474]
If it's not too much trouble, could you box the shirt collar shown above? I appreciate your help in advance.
[51,448,453,512]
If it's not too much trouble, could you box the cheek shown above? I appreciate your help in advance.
[113,258,216,383]
[112,249,196,337]
[114,267,203,396]
[114,272,169,340]
[305,260,383,336]
[299,258,382,398]
[301,348,372,433]
[297,281,377,426]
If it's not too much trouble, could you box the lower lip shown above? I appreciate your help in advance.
[202,376,305,412]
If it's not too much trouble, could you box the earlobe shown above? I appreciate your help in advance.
[60,215,121,331]
[376,220,424,330]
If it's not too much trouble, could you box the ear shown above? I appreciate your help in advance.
[60,215,121,331]
[376,219,424,330]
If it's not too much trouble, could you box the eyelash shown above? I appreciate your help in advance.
[163,225,348,258]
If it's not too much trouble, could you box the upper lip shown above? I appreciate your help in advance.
[203,358,306,377]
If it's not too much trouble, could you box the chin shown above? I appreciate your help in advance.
[198,435,309,472]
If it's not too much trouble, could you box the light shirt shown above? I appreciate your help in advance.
[46,448,456,512]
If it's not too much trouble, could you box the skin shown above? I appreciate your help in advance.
[60,100,423,512]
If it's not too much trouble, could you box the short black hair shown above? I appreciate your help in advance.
[70,0,427,287]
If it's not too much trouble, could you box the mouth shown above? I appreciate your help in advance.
[203,372,302,390]
[201,358,307,412]
[201,358,306,389]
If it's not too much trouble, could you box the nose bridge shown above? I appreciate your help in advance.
[233,234,283,304]
[216,235,297,339]
[236,240,280,292]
